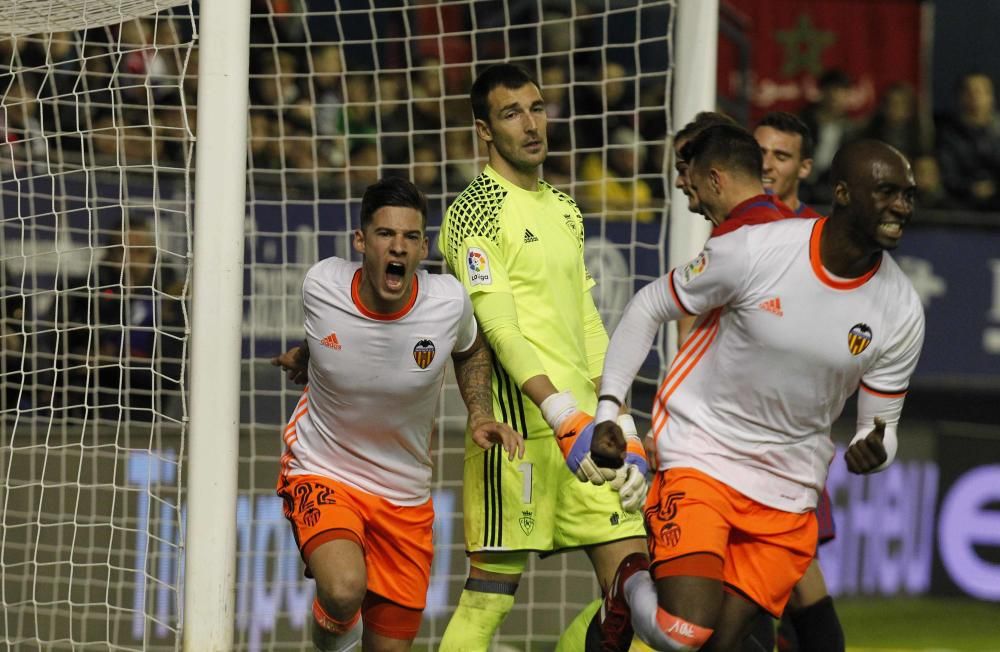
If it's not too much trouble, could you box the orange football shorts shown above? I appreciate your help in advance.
[277,472,434,611]
[644,467,817,616]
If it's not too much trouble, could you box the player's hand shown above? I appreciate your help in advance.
[541,391,617,484]
[611,464,647,512]
[470,417,525,461]
[608,415,649,511]
[271,345,309,385]
[845,417,888,474]
[591,421,627,468]
[554,413,619,485]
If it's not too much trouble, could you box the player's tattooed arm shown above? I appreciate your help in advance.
[453,332,524,460]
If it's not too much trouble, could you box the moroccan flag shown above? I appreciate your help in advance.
[718,0,923,123]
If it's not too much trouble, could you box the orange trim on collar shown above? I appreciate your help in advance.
[351,268,419,320]
[809,218,881,290]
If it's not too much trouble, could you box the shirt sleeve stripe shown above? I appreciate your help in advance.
[860,381,908,398]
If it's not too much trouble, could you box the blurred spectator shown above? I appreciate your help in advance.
[573,60,635,153]
[936,72,1000,210]
[541,56,574,184]
[411,59,444,133]
[411,136,444,197]
[42,217,184,421]
[859,82,928,161]
[578,127,655,222]
[308,44,346,139]
[0,77,46,169]
[445,128,479,194]
[913,154,954,210]
[377,71,411,164]
[800,69,859,204]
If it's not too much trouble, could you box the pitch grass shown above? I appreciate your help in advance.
[838,597,1000,651]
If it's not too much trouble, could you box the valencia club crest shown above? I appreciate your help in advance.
[848,323,873,356]
[413,339,436,369]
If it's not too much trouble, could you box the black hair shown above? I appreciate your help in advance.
[359,177,428,231]
[469,63,539,124]
[674,111,739,147]
[680,124,763,181]
[756,110,815,159]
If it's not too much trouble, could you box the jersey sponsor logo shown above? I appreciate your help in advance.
[413,339,436,369]
[523,228,538,243]
[319,332,342,350]
[848,323,873,355]
[467,247,492,286]
[758,297,784,316]
[519,510,535,535]
[679,251,708,285]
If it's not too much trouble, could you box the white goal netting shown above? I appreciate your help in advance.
[1,2,195,649]
[2,1,675,649]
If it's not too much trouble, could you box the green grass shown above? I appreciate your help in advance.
[838,597,1000,651]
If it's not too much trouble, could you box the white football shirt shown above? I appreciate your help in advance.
[280,257,478,505]
[601,218,925,512]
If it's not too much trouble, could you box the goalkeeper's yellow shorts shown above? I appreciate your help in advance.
[462,432,646,554]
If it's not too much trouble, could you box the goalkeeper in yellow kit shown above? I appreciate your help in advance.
[438,62,650,651]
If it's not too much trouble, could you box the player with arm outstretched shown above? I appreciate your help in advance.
[435,63,649,652]
[585,137,925,651]
[272,178,522,652]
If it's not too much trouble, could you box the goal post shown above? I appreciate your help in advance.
[182,0,250,649]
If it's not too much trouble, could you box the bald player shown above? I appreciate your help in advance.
[585,139,925,651]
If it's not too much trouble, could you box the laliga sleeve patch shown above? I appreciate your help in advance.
[467,247,492,286]
[678,251,708,285]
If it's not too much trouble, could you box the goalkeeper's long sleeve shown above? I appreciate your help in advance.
[471,291,547,388]
[581,288,609,380]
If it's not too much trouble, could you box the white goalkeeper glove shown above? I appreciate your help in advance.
[540,391,617,485]
[609,414,649,512]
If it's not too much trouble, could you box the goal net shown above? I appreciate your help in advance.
[242,2,675,650]
[1,0,676,649]
[1,1,194,649]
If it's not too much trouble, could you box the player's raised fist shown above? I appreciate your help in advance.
[591,421,626,469]
[845,417,888,474]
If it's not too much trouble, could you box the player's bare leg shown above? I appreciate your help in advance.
[309,539,366,651]
[778,559,844,652]
[701,591,766,652]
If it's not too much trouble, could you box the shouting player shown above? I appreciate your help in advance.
[272,177,523,652]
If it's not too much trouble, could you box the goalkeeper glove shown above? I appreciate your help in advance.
[540,390,617,485]
[609,414,650,512]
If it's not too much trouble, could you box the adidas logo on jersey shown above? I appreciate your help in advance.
[523,228,538,243]
[320,332,342,350]
[758,297,783,316]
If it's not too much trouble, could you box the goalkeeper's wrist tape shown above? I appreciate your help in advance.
[595,397,621,424]
[540,390,578,431]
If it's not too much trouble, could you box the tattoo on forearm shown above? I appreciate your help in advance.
[455,345,494,422]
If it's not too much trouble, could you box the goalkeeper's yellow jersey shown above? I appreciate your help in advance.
[439,165,602,438]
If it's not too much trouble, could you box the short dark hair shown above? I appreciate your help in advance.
[359,177,428,231]
[756,111,814,159]
[470,63,538,123]
[674,111,739,147]
[680,124,763,181]
[818,68,852,91]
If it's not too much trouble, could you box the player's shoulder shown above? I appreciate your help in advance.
[743,215,816,248]
[417,268,465,296]
[305,256,357,285]
[538,178,580,211]
[446,170,509,237]
[878,253,924,316]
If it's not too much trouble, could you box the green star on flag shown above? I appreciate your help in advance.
[775,13,836,77]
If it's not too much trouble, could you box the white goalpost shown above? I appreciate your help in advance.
[0,0,716,649]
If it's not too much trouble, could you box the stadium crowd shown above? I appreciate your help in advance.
[1,3,999,213]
